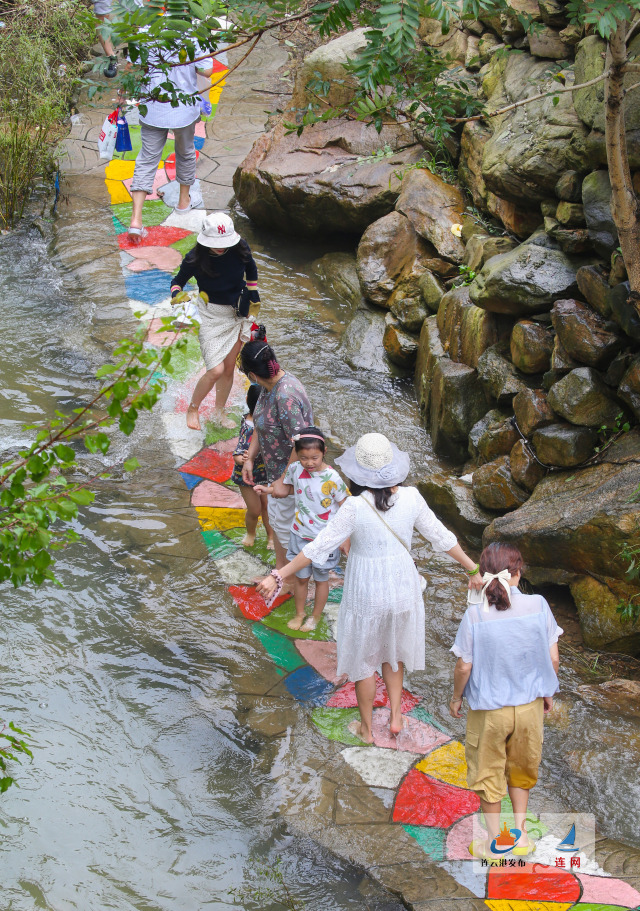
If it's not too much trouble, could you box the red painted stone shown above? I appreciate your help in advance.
[327,676,420,712]
[392,770,480,827]
[487,863,581,902]
[213,437,240,453]
[229,585,291,620]
[180,448,234,483]
[191,479,244,509]
[118,224,191,251]
[164,151,199,182]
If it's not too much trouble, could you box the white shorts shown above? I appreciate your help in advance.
[267,495,295,550]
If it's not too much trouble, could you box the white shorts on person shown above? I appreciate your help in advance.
[267,495,295,551]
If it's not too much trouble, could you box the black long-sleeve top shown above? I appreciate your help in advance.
[171,246,259,306]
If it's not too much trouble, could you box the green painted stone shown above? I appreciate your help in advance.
[201,528,237,559]
[262,599,332,641]
[226,526,276,566]
[576,905,634,910]
[112,199,169,228]
[327,586,343,603]
[112,215,127,235]
[252,622,306,672]
[409,703,449,735]
[310,707,366,746]
[171,234,198,257]
[403,824,446,861]
[204,416,241,444]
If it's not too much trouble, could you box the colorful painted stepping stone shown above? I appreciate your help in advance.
[327,677,419,713]
[341,746,419,789]
[284,665,334,705]
[171,233,198,257]
[201,528,237,560]
[415,740,468,789]
[370,709,450,754]
[124,269,173,306]
[229,585,291,621]
[162,208,207,232]
[112,199,169,228]
[180,471,201,491]
[118,224,191,251]
[485,901,574,911]
[191,479,244,509]
[105,158,136,180]
[446,813,486,861]
[577,874,640,908]
[392,770,480,827]
[105,178,132,204]
[251,623,306,673]
[487,863,581,903]
[123,166,168,200]
[408,702,450,734]
[576,906,637,911]
[196,506,246,531]
[181,448,235,483]
[327,586,343,603]
[294,640,342,684]
[126,244,182,272]
[210,437,240,454]
[225,527,275,566]
[403,825,447,862]
[215,550,269,585]
[310,706,367,747]
[261,598,332,641]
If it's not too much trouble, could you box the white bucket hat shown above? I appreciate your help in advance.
[336,432,410,488]
[197,212,241,249]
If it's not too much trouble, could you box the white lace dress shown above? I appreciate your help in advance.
[302,487,457,682]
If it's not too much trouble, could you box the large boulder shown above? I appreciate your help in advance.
[312,252,364,313]
[510,438,547,491]
[383,315,419,369]
[418,271,445,314]
[390,295,429,334]
[551,298,625,368]
[609,281,640,342]
[395,169,467,263]
[574,34,640,133]
[513,388,556,436]
[576,265,613,319]
[473,455,530,511]
[469,408,510,460]
[619,357,640,421]
[477,417,519,463]
[477,344,533,404]
[532,422,597,466]
[510,320,554,374]
[418,474,495,549]
[464,234,518,272]
[469,242,580,315]
[436,286,506,369]
[571,576,640,654]
[547,367,625,428]
[233,121,423,236]
[339,302,390,373]
[429,359,489,461]
[356,212,419,307]
[581,170,618,257]
[292,29,368,108]
[415,315,445,419]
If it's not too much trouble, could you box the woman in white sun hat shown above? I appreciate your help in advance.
[171,212,260,430]
[258,433,483,743]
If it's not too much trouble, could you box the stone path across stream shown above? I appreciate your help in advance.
[60,34,640,911]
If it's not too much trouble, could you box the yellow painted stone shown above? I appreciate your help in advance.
[415,740,468,789]
[105,179,132,204]
[196,506,246,531]
[485,902,573,911]
[105,159,136,180]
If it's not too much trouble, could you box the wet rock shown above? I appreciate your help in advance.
[582,169,619,257]
[477,344,531,404]
[510,320,554,374]
[473,455,529,511]
[609,281,640,342]
[469,243,580,315]
[555,201,585,227]
[418,473,496,549]
[548,226,592,256]
[509,438,547,491]
[312,252,364,310]
[390,295,428,334]
[469,408,510,460]
[463,234,518,272]
[555,170,582,202]
[532,422,597,466]
[395,169,466,263]
[619,356,640,420]
[415,315,445,419]
[465,34,481,70]
[575,34,640,133]
[292,29,367,108]
[418,271,444,314]
[571,576,640,654]
[356,212,418,307]
[576,265,612,318]
[233,121,423,236]
[513,388,556,436]
[549,334,580,375]
[605,351,636,388]
[529,24,574,58]
[436,286,504,369]
[339,302,390,374]
[551,298,625,368]
[609,251,628,286]
[486,193,544,239]
[479,33,503,64]
[459,121,491,209]
[477,417,519,463]
[547,367,624,428]
[575,678,640,717]
[430,359,489,462]
[383,314,419,369]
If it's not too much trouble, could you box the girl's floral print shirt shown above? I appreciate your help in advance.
[283,462,349,541]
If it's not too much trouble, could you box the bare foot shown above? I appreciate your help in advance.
[389,715,407,736]
[287,615,305,630]
[242,533,256,547]
[266,538,275,551]
[214,410,237,430]
[301,616,318,632]
[347,720,374,744]
[186,403,201,431]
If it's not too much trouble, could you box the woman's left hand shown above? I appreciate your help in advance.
[449,697,463,718]
[257,575,277,598]
[468,572,483,591]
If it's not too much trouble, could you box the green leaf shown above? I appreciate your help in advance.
[54,444,76,464]
[123,457,141,472]
[96,364,118,378]
[68,488,95,506]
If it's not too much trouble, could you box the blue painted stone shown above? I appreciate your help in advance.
[180,471,202,490]
[194,135,205,150]
[124,268,172,306]
[284,665,334,705]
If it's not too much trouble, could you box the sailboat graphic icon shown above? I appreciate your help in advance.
[556,823,579,853]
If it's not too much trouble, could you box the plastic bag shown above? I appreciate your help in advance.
[98,109,119,160]
[171,293,202,329]
[115,114,132,153]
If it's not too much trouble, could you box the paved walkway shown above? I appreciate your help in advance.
[59,33,640,911]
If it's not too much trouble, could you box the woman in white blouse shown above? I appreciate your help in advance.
[258,433,483,743]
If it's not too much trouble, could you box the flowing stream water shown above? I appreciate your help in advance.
[1,208,639,910]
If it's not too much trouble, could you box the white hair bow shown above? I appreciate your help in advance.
[481,569,512,612]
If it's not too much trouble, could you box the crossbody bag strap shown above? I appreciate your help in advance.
[361,495,411,553]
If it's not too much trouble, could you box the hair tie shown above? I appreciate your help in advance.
[480,569,512,613]
[292,433,325,443]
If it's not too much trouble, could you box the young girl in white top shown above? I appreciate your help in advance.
[256,427,348,631]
